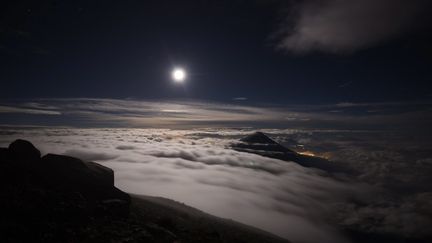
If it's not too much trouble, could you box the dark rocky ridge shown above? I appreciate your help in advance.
[1,139,131,242]
[0,139,289,243]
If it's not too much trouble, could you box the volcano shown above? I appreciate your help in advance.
[232,132,345,173]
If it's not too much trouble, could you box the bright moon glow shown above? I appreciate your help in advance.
[172,68,186,82]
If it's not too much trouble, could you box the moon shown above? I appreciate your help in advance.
[172,68,186,83]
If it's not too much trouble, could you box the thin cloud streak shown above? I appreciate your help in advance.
[0,98,431,130]
[0,105,61,115]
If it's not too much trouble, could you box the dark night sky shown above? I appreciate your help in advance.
[1,0,432,104]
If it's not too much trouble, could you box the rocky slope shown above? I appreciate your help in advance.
[0,139,289,243]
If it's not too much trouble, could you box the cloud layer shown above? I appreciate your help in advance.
[1,128,431,242]
[276,0,431,53]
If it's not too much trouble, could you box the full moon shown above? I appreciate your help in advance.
[172,68,186,82]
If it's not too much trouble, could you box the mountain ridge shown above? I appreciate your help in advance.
[0,139,289,243]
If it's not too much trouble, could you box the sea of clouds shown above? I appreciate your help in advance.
[1,127,431,243]
[0,98,431,242]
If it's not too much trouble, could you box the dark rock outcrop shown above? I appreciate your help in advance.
[0,139,130,242]
[8,139,41,161]
[1,140,129,206]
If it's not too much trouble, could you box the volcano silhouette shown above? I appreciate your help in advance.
[233,132,345,173]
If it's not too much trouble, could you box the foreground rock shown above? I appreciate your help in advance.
[0,139,289,243]
[1,139,130,242]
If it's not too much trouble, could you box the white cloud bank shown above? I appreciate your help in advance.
[1,128,431,242]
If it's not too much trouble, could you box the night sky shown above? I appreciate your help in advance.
[2,0,432,104]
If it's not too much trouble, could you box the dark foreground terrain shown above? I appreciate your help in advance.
[0,139,288,243]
